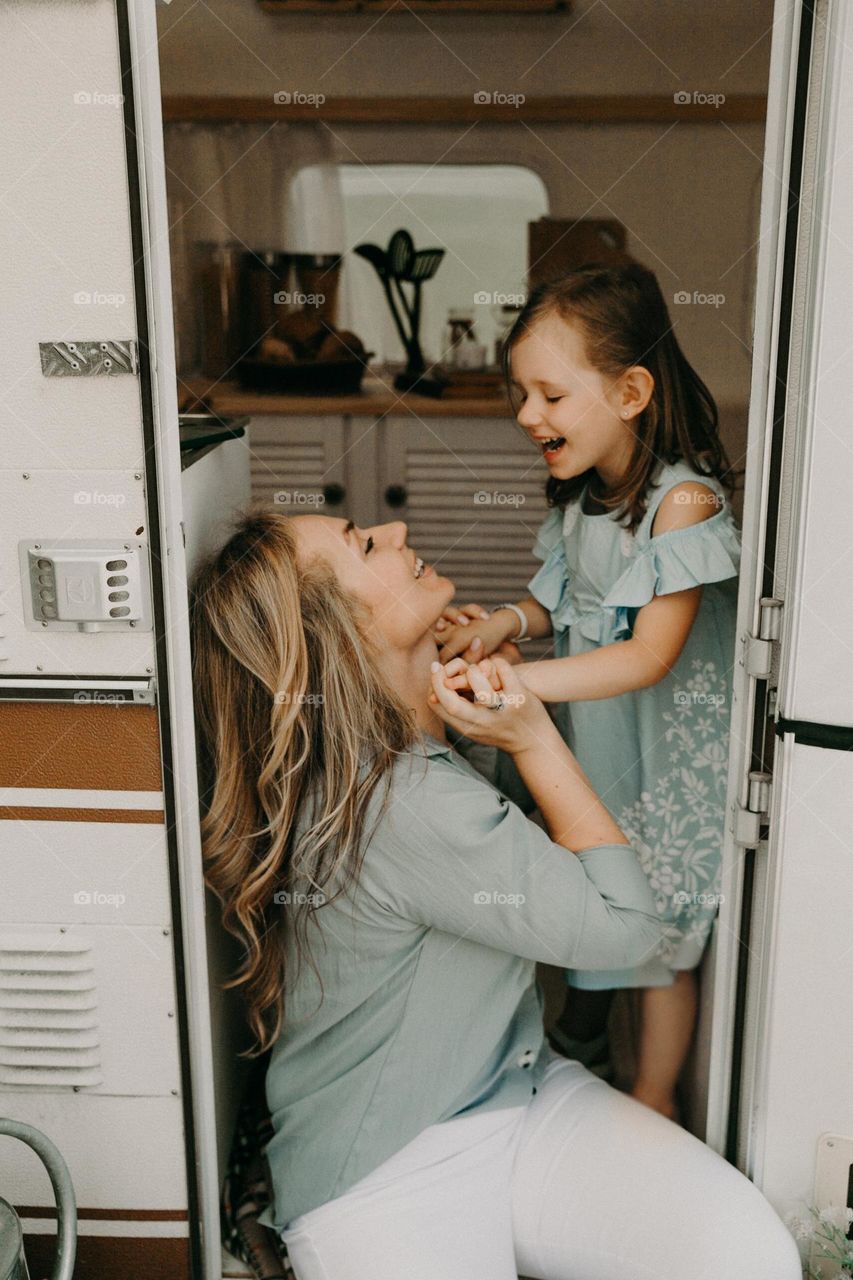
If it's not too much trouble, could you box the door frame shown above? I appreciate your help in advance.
[119,2,222,1274]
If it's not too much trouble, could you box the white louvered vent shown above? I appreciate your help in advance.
[403,447,550,604]
[250,440,327,509]
[0,933,102,1088]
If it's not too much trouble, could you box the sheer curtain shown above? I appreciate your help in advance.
[163,121,345,375]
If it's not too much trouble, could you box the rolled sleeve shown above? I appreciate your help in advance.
[368,752,662,972]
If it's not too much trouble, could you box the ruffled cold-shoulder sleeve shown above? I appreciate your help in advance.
[602,506,741,615]
[526,507,580,633]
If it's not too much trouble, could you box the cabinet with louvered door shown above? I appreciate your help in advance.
[246,415,350,519]
[379,416,553,655]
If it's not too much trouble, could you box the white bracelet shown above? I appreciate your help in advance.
[495,602,530,642]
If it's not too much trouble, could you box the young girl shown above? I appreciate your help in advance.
[436,262,741,1122]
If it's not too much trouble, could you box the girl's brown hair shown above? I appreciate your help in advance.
[501,261,737,531]
[189,507,416,1055]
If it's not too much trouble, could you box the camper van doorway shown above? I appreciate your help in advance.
[0,0,819,1277]
[158,0,778,1186]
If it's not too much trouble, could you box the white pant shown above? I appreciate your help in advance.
[280,1050,802,1280]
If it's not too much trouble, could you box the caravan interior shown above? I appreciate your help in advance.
[1,1,852,1278]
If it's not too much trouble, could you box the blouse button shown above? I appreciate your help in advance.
[517,1048,536,1068]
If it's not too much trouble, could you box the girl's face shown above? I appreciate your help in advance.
[293,516,454,650]
[510,314,646,485]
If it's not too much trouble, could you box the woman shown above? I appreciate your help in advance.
[190,508,800,1280]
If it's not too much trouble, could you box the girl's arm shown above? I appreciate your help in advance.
[517,585,703,702]
[518,481,721,703]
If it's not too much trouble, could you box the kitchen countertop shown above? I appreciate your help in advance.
[178,373,514,418]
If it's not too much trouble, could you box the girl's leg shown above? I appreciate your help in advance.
[511,1051,802,1280]
[550,985,615,1076]
[631,969,697,1118]
[279,1107,525,1280]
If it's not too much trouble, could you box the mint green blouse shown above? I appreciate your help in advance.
[259,733,661,1229]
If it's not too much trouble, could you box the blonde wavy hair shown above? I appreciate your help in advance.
[189,506,417,1055]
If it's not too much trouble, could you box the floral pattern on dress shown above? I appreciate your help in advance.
[610,657,731,968]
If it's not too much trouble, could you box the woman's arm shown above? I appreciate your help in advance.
[430,657,626,851]
[406,656,661,969]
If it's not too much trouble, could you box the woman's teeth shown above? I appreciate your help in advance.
[541,436,566,455]
[413,556,425,579]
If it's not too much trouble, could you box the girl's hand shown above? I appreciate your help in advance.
[434,601,490,635]
[429,656,551,754]
[437,610,521,663]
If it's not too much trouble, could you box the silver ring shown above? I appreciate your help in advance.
[485,695,505,712]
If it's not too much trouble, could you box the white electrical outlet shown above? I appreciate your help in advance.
[18,539,153,633]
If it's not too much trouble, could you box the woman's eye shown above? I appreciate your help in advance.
[546,395,563,404]
[364,536,374,555]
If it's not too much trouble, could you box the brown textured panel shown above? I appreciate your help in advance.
[0,807,165,823]
[19,1206,187,1221]
[0,703,163,790]
[23,1232,191,1279]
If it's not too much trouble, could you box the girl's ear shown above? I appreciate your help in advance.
[619,365,655,420]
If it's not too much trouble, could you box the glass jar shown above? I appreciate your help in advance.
[444,308,486,369]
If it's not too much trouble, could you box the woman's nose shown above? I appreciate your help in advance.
[371,521,408,548]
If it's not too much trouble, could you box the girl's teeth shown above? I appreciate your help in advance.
[413,557,425,579]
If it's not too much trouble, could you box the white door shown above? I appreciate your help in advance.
[706,0,853,1246]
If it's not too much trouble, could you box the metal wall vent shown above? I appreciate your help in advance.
[0,933,102,1088]
[18,539,152,633]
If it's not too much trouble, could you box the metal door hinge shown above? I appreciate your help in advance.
[743,597,783,680]
[733,771,772,848]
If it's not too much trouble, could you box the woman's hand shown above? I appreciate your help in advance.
[429,655,551,755]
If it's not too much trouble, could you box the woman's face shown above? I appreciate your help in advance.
[293,516,455,649]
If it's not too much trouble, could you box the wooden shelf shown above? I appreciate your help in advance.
[163,94,767,126]
[179,375,513,418]
[259,0,567,10]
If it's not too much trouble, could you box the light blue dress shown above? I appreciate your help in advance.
[527,460,741,989]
